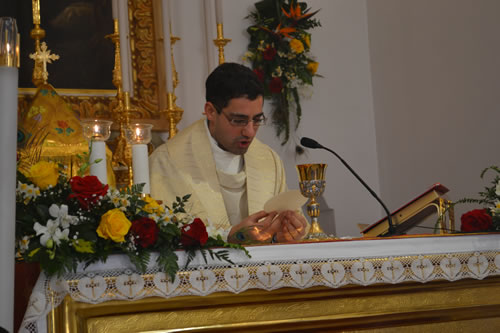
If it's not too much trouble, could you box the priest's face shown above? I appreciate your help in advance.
[205,96,264,155]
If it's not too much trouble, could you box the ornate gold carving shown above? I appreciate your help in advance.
[52,277,500,332]
[128,0,167,129]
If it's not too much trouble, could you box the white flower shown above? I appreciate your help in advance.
[33,220,69,247]
[18,236,30,253]
[205,218,230,240]
[48,204,79,228]
[17,181,41,202]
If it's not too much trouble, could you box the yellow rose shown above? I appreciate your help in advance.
[307,61,319,75]
[97,208,132,243]
[27,161,59,190]
[289,39,304,54]
[143,196,165,215]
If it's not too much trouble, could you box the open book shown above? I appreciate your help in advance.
[361,183,449,237]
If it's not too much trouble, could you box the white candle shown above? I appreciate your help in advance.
[132,144,150,194]
[89,141,108,185]
[118,1,131,93]
[0,17,18,332]
[0,65,18,333]
[162,0,173,93]
[215,0,223,24]
[112,0,118,19]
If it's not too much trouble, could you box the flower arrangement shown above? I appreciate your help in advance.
[456,166,500,232]
[244,0,321,145]
[16,161,247,280]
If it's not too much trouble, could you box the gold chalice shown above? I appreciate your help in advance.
[296,163,331,240]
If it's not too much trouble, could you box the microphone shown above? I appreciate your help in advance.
[300,137,396,236]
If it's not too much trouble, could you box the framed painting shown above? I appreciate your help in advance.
[6,0,168,130]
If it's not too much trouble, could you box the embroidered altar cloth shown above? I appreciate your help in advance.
[20,234,500,333]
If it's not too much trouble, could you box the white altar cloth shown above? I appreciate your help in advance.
[20,234,500,333]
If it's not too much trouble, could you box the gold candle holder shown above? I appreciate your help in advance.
[213,23,231,65]
[164,92,184,139]
[296,163,333,240]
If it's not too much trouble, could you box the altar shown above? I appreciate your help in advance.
[19,234,500,332]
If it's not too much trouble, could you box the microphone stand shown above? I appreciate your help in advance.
[301,138,396,236]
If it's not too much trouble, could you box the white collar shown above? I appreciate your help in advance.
[204,119,244,174]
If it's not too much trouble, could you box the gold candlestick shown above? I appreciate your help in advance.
[106,19,134,188]
[213,23,231,65]
[30,0,45,86]
[164,92,183,139]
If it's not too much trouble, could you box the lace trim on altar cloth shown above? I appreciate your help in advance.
[20,250,500,333]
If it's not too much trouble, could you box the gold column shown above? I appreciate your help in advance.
[30,0,46,86]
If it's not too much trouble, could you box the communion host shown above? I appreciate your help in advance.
[150,63,307,244]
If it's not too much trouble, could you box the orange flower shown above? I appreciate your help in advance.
[261,23,296,39]
[281,2,315,21]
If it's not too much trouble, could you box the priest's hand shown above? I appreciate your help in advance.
[227,210,282,244]
[274,211,308,243]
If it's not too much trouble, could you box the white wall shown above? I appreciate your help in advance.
[166,0,380,237]
[161,0,500,236]
[367,0,500,232]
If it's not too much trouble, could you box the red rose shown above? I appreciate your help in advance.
[180,218,208,247]
[130,217,159,248]
[461,209,493,232]
[263,47,277,61]
[269,77,283,93]
[253,68,265,82]
[69,175,109,209]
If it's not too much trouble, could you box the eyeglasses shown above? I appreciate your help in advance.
[212,103,267,127]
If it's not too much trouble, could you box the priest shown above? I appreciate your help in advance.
[150,63,307,244]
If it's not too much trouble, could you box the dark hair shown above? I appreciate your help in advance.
[205,62,264,112]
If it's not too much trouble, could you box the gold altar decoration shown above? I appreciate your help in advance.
[18,0,171,131]
[213,23,231,65]
[297,163,331,239]
[50,276,500,332]
[105,19,133,187]
[29,0,45,86]
[161,17,183,138]
[17,83,116,186]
